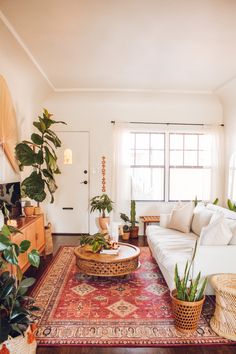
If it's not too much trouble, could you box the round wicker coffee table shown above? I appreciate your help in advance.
[74,242,140,277]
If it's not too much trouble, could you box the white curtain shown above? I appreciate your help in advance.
[112,123,132,220]
[204,125,224,203]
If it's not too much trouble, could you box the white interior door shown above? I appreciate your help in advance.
[46,131,89,233]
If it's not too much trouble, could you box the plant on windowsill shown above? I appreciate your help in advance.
[120,200,139,239]
[0,222,40,353]
[170,241,208,334]
[15,109,66,213]
[90,194,114,232]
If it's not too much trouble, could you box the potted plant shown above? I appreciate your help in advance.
[0,223,40,353]
[120,213,130,241]
[15,109,66,210]
[170,241,208,333]
[90,194,114,232]
[80,233,111,253]
[23,200,35,217]
[120,200,139,239]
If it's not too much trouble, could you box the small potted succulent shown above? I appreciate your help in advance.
[90,194,114,232]
[120,213,130,240]
[170,241,208,333]
[0,223,40,353]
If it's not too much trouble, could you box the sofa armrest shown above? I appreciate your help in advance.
[193,245,236,278]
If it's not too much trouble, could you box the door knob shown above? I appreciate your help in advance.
[84,170,88,174]
[81,180,88,184]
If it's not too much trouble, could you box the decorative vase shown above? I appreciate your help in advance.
[24,206,35,217]
[0,325,37,354]
[170,290,205,334]
[98,217,110,232]
[130,226,139,238]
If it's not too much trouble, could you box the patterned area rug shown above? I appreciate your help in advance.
[33,246,232,346]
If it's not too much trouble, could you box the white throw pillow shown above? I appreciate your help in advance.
[191,206,214,236]
[225,219,236,245]
[159,213,171,228]
[168,202,194,233]
[200,212,232,245]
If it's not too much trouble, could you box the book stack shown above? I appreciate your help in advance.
[100,247,120,255]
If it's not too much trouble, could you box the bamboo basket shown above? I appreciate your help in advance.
[45,223,53,255]
[170,290,205,334]
[210,273,236,341]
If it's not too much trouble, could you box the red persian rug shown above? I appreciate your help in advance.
[32,246,233,346]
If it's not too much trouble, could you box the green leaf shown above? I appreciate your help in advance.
[1,224,11,237]
[3,246,18,265]
[42,168,54,179]
[196,277,208,301]
[19,240,30,253]
[21,171,46,202]
[28,249,40,268]
[15,143,36,166]
[0,235,11,251]
[45,146,58,172]
[35,150,44,165]
[31,133,43,145]
[0,318,11,343]
[20,277,36,288]
[44,134,61,148]
[33,121,45,133]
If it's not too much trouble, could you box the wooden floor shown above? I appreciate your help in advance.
[28,235,236,354]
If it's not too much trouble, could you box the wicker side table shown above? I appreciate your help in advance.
[210,274,236,341]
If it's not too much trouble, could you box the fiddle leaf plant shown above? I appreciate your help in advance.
[15,109,66,203]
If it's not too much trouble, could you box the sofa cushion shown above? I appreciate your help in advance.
[191,206,213,236]
[200,213,232,245]
[168,202,194,233]
[225,219,236,245]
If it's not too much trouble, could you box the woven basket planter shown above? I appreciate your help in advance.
[170,290,205,334]
[0,325,37,354]
[210,273,236,341]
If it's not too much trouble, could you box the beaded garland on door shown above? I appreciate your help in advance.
[101,156,106,192]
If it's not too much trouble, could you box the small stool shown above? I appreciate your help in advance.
[140,216,160,236]
[210,274,236,341]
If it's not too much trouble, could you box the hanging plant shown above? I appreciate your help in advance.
[15,109,66,203]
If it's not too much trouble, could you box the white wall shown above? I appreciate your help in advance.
[217,79,236,203]
[43,91,223,233]
[0,18,51,183]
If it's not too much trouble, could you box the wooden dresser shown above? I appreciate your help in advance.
[10,214,45,273]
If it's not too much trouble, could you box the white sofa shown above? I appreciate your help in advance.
[146,204,236,295]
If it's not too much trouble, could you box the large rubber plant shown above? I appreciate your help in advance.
[15,109,66,203]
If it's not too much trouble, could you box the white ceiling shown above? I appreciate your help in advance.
[1,0,236,92]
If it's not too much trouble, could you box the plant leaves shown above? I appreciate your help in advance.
[20,277,36,288]
[0,235,11,251]
[19,240,30,253]
[36,150,44,165]
[28,249,40,268]
[15,143,36,166]
[21,171,46,202]
[31,133,43,145]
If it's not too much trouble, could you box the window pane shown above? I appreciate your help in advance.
[132,167,164,200]
[130,150,135,165]
[135,150,149,165]
[170,134,183,150]
[170,151,183,166]
[151,150,164,165]
[169,168,211,201]
[136,134,149,149]
[130,133,135,149]
[199,135,210,150]
[184,151,198,166]
[199,151,211,166]
[151,134,164,149]
[185,135,198,150]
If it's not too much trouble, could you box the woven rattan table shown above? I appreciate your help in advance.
[210,273,236,341]
[74,243,140,277]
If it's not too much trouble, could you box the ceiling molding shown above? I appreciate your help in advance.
[54,87,213,95]
[0,10,55,90]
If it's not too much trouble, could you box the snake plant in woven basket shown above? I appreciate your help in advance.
[174,241,208,302]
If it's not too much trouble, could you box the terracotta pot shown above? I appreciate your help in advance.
[34,206,41,215]
[24,206,35,217]
[170,290,205,334]
[130,226,139,238]
[98,217,110,231]
[122,232,130,241]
